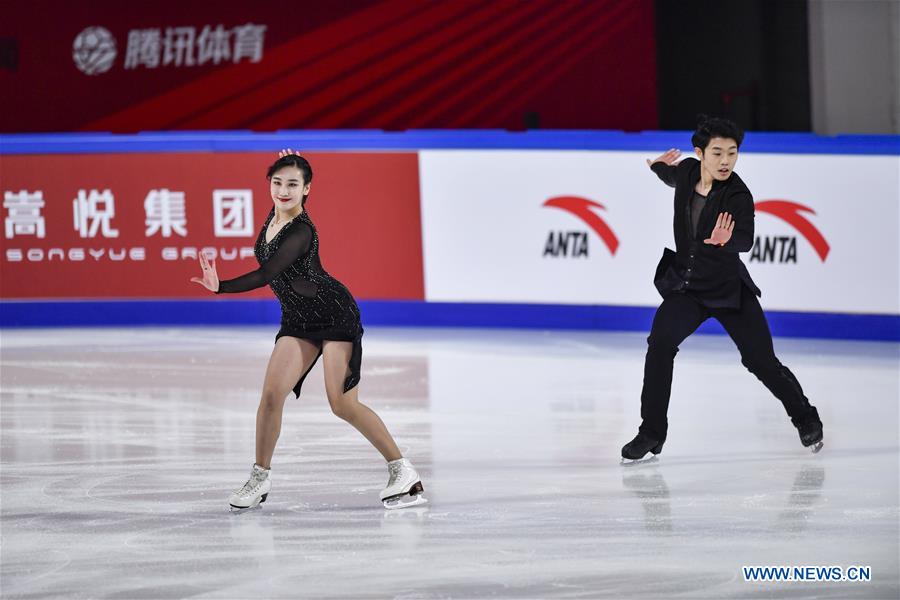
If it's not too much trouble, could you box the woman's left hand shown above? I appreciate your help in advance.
[278,148,300,158]
[704,212,734,246]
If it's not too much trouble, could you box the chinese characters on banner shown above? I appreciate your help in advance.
[0,152,425,300]
[6,188,253,242]
[2,176,259,298]
[3,191,45,239]
[123,24,266,70]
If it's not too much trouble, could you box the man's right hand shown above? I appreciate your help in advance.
[646,149,682,168]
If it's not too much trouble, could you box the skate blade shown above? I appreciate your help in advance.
[383,494,428,510]
[620,455,659,467]
[229,493,267,513]
[809,440,824,454]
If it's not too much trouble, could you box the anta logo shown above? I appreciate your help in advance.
[752,200,830,264]
[542,196,619,258]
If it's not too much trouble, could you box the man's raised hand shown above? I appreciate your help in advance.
[646,148,682,168]
[704,212,735,246]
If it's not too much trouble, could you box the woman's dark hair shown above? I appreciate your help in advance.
[267,154,313,204]
[691,115,744,152]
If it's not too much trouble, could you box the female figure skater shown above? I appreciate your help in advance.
[192,150,426,510]
[621,117,824,462]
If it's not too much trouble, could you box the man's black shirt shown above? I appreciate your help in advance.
[650,157,760,309]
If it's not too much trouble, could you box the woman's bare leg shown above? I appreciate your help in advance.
[321,340,401,461]
[255,336,321,468]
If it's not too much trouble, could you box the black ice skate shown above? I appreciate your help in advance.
[796,413,824,454]
[621,433,664,463]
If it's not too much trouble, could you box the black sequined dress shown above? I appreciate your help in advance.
[217,209,363,396]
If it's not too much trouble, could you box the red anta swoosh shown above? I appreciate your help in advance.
[543,196,619,255]
[755,200,830,262]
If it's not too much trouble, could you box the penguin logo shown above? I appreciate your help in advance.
[73,27,117,75]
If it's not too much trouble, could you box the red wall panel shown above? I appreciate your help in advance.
[1,0,656,132]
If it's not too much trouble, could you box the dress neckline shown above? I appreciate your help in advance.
[264,209,305,245]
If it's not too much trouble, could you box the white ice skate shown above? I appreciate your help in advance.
[229,464,271,513]
[380,458,427,510]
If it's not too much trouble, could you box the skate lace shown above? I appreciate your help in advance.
[235,470,266,497]
[386,462,404,488]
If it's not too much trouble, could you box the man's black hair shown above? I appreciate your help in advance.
[691,115,744,151]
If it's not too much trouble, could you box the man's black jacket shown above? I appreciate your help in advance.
[650,157,760,309]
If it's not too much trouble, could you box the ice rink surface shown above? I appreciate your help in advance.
[1,326,898,599]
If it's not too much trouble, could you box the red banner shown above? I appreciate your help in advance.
[1,0,656,132]
[0,152,424,300]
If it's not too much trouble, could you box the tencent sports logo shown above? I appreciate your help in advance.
[72,27,117,75]
[541,196,619,258]
[752,200,830,263]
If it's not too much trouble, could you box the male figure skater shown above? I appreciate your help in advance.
[622,116,824,461]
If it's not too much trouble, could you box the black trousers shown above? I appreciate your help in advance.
[638,285,818,441]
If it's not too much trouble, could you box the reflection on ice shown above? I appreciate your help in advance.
[1,327,897,598]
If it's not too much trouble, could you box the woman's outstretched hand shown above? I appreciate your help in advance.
[646,148,681,168]
[704,212,735,246]
[278,148,301,158]
[190,253,220,292]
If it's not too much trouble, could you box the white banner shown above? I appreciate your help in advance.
[419,150,900,314]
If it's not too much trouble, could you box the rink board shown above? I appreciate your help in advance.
[1,130,898,339]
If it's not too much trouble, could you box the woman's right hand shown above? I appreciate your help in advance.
[646,148,681,168]
[190,253,219,292]
[278,148,300,158]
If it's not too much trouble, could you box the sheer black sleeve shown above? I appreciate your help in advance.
[216,222,312,294]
